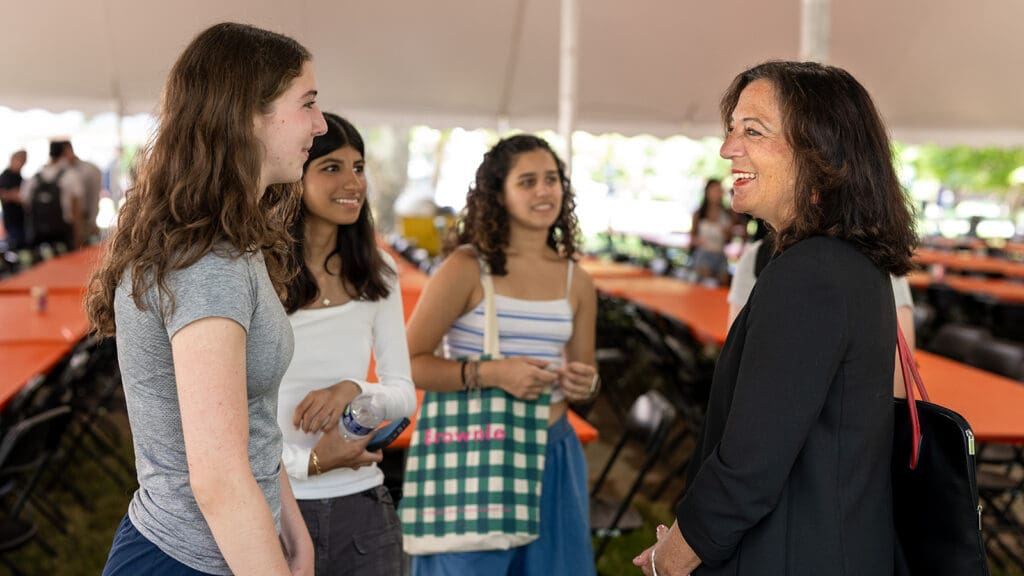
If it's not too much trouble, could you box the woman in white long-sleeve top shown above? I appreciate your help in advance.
[278,113,416,576]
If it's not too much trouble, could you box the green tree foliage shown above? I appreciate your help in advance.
[909,146,1024,194]
[692,138,730,181]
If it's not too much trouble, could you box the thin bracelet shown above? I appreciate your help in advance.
[588,373,601,399]
[469,361,481,391]
[310,449,323,476]
[651,549,659,576]
[460,360,469,390]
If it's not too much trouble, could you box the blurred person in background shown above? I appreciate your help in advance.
[0,150,27,249]
[24,140,83,251]
[688,178,734,285]
[57,140,103,246]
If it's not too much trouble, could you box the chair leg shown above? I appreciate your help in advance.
[51,474,93,512]
[0,553,27,576]
[76,439,134,490]
[32,530,56,556]
[81,425,136,481]
[595,438,669,561]
[651,427,695,499]
[590,434,629,498]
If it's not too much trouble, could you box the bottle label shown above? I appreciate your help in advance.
[341,406,374,438]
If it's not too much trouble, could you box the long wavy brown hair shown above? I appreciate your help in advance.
[446,134,580,275]
[85,23,311,336]
[720,61,916,275]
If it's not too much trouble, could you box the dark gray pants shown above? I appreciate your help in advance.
[298,485,403,576]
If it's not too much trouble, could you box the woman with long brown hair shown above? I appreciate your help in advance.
[404,134,599,575]
[86,22,326,575]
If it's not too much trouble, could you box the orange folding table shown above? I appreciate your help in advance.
[0,342,71,407]
[0,244,103,294]
[578,257,653,279]
[916,351,1024,444]
[914,248,1024,279]
[907,271,1024,304]
[593,275,730,346]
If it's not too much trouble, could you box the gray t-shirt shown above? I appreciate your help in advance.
[114,249,294,575]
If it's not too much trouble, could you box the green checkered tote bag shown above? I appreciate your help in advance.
[400,270,551,554]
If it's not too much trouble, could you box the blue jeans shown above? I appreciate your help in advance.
[412,415,595,576]
[102,515,215,575]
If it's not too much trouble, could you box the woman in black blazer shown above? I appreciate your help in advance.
[635,61,916,575]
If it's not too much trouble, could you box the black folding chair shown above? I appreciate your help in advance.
[591,390,676,560]
[926,323,989,364]
[0,513,38,576]
[967,337,1024,381]
[991,302,1024,343]
[0,403,72,545]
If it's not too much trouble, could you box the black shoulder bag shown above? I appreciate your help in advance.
[893,327,989,576]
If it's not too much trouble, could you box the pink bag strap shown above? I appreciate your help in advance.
[897,325,929,469]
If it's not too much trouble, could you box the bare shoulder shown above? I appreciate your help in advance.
[570,258,596,313]
[572,259,596,294]
[424,245,484,308]
[434,245,481,283]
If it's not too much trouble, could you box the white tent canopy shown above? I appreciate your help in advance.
[3,0,1023,146]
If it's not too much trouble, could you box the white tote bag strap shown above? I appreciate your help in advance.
[479,261,503,359]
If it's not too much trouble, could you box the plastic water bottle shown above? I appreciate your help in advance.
[340,394,385,439]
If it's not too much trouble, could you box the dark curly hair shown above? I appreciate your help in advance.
[446,134,580,275]
[283,113,393,313]
[721,61,916,275]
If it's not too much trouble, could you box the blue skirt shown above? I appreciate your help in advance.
[412,414,595,576]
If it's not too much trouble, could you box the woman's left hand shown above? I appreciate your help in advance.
[283,533,314,576]
[293,380,361,433]
[633,521,700,576]
[558,361,599,403]
[279,470,314,576]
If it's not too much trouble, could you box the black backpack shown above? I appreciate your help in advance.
[29,168,69,245]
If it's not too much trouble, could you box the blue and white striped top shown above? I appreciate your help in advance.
[443,262,575,403]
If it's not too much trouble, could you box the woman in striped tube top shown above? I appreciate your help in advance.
[406,134,599,576]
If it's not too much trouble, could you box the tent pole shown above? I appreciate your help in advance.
[558,0,579,175]
[497,0,527,136]
[800,0,831,63]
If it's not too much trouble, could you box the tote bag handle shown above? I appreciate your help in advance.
[897,325,929,469]
[479,263,503,360]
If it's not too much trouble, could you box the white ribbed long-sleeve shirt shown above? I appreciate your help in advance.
[278,252,416,500]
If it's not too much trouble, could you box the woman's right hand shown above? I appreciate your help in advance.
[312,427,384,473]
[482,357,559,401]
[293,380,361,434]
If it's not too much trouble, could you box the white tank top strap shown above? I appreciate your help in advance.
[565,260,575,298]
